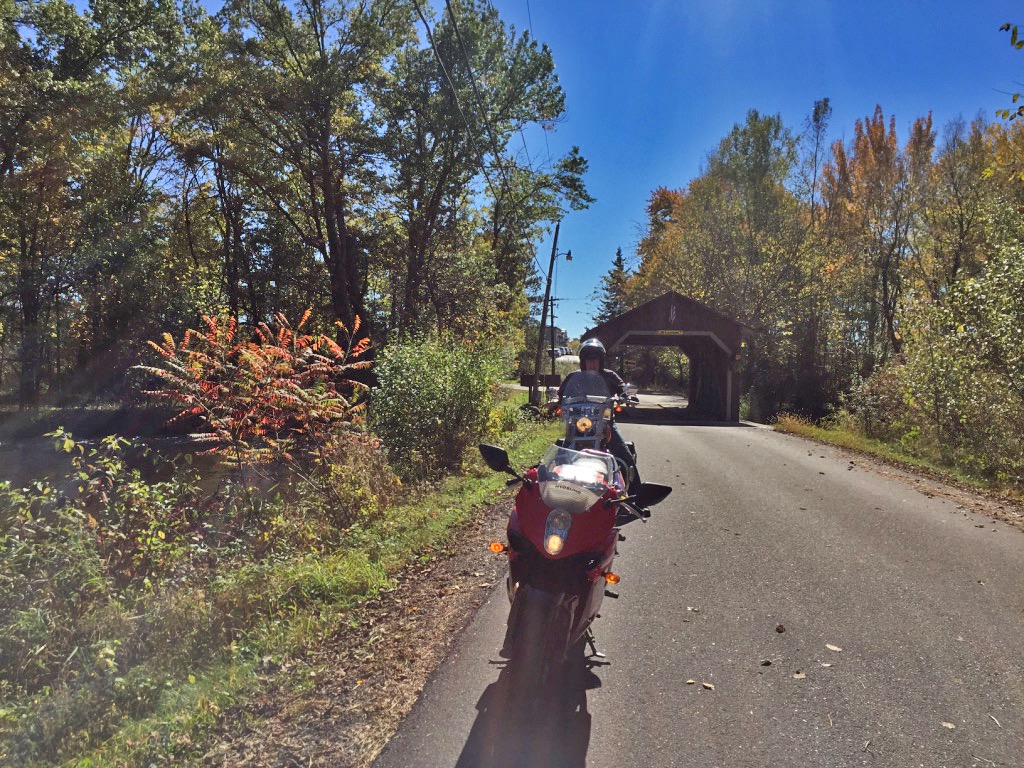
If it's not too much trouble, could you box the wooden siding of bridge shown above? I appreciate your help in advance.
[582,291,751,421]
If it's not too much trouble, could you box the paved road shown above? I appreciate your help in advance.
[373,422,1024,768]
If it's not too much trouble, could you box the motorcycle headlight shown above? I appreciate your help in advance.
[544,508,573,555]
[575,416,592,433]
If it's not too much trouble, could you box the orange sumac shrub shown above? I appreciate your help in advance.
[136,311,371,464]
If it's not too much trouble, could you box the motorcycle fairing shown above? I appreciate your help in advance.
[511,486,616,556]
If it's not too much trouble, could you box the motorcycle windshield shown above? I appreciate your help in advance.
[537,445,617,514]
[560,370,611,402]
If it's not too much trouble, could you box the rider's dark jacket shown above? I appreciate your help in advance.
[557,369,627,400]
[557,368,638,493]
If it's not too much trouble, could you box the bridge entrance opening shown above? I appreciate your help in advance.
[583,291,752,422]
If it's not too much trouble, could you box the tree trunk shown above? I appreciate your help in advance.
[17,236,42,408]
[318,113,361,332]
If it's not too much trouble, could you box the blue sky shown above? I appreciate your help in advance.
[487,0,1023,340]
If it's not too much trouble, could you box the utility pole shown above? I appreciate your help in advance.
[550,297,557,378]
[531,221,559,405]
[549,255,571,379]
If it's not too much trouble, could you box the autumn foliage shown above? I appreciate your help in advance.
[136,310,371,463]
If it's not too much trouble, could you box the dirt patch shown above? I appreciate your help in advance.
[200,447,1024,768]
[203,499,513,768]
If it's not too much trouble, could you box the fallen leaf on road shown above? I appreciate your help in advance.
[760,660,772,666]
[826,644,843,652]
[941,722,956,729]
[776,624,786,633]
[702,682,715,690]
[793,673,807,680]
[821,663,833,668]
[686,679,695,685]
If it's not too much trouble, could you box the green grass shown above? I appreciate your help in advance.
[772,412,1023,501]
[373,420,560,558]
[10,406,562,768]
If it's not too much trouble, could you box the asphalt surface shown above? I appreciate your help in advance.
[372,421,1024,768]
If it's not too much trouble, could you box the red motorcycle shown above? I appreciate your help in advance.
[479,372,671,693]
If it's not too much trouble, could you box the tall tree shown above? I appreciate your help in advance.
[0,0,592,403]
[821,106,935,373]
[592,247,630,324]
[913,114,991,298]
[379,0,590,337]
[1,0,116,405]
[0,0,189,404]
[197,0,417,334]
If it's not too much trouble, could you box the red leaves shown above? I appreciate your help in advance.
[351,336,371,357]
[139,310,371,464]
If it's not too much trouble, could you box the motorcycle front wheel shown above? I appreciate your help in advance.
[507,596,571,705]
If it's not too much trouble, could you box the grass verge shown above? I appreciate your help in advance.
[773,412,1024,502]
[27,412,562,768]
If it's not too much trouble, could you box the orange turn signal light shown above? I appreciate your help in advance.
[605,572,620,585]
[489,541,506,553]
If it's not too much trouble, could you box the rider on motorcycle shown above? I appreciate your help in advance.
[557,338,643,497]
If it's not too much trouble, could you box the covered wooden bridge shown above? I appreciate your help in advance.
[583,291,752,422]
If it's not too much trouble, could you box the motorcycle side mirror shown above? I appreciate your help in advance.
[478,443,521,480]
[634,482,673,508]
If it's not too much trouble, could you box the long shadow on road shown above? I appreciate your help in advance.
[454,654,605,768]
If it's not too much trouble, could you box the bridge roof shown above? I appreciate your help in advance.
[582,291,753,357]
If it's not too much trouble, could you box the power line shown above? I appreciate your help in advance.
[410,0,501,208]
[445,0,516,196]
[413,0,552,282]
[445,0,545,272]
[440,0,549,278]
[511,8,536,173]
[523,0,551,161]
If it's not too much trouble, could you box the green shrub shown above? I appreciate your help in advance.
[836,232,1024,485]
[371,337,503,479]
[488,401,526,437]
[839,368,914,444]
[286,431,400,536]
[0,426,398,762]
